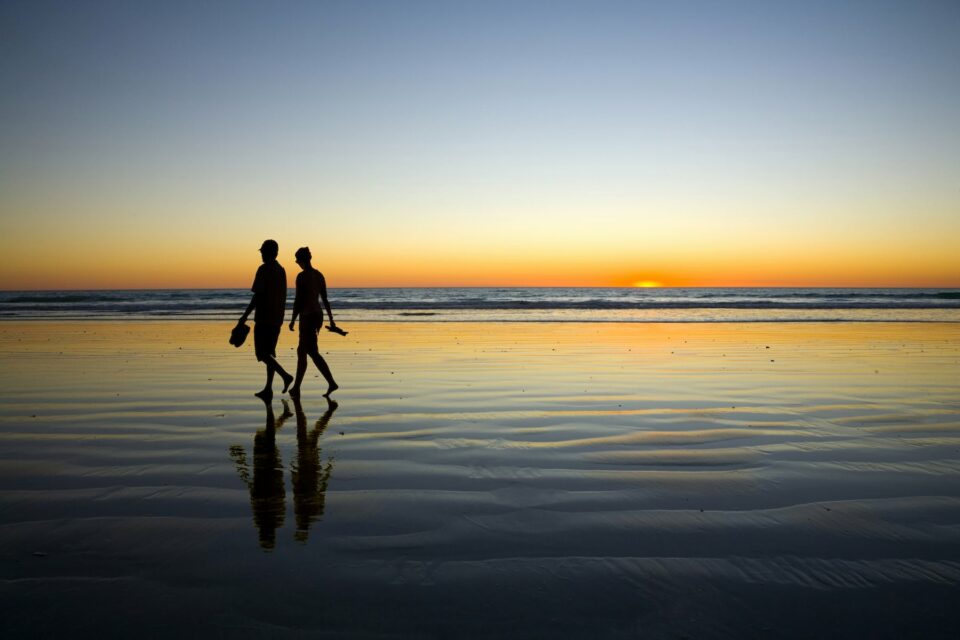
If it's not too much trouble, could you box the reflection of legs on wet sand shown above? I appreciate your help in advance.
[290,396,338,543]
[228,398,293,550]
[230,396,337,547]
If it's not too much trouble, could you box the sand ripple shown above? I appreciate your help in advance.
[2,321,960,636]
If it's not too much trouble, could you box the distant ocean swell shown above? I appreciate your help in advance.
[1,288,959,322]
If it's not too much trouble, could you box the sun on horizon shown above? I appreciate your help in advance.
[0,2,958,292]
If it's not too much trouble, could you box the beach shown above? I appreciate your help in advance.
[1,320,959,637]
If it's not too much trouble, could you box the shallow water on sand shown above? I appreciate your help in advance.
[1,321,959,638]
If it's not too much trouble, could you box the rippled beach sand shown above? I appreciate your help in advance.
[1,321,959,638]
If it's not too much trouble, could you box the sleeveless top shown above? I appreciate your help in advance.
[294,268,324,321]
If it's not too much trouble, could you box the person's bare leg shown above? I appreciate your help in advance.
[309,351,338,396]
[257,356,293,398]
[269,356,294,393]
[255,363,275,399]
[289,347,308,397]
[276,359,294,393]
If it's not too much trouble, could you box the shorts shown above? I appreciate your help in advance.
[298,314,322,353]
[254,323,281,362]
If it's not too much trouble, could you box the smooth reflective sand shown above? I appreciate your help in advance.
[1,321,959,637]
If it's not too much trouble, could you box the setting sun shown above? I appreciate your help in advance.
[633,281,663,288]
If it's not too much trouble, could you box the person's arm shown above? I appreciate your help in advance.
[319,272,335,328]
[289,273,302,331]
[240,294,256,324]
[288,306,299,331]
[243,268,262,323]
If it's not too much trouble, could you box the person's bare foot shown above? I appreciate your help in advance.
[254,388,273,400]
[323,382,339,397]
[281,372,294,393]
[288,385,301,397]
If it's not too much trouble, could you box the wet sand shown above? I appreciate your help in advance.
[1,321,959,638]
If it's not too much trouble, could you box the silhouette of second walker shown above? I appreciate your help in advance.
[288,246,340,397]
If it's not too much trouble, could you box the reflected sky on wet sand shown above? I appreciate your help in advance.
[1,321,959,637]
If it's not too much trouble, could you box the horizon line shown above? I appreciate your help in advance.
[2,284,959,293]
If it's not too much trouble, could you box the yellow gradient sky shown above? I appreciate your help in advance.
[1,2,958,290]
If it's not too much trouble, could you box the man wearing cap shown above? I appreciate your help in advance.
[239,239,294,399]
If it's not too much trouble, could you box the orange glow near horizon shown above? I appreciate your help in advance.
[2,246,958,290]
[3,3,960,294]
[2,217,958,290]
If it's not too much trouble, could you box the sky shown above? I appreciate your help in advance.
[1,0,958,289]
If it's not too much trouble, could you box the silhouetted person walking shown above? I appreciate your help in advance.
[288,246,339,397]
[240,239,294,399]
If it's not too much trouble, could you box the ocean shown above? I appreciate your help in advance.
[1,287,959,322]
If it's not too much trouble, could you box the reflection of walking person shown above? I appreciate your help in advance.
[290,395,337,543]
[288,246,339,397]
[228,397,292,550]
[239,239,294,399]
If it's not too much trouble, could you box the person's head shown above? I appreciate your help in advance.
[294,246,312,268]
[259,239,279,262]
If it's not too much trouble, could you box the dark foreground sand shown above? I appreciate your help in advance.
[1,321,959,638]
